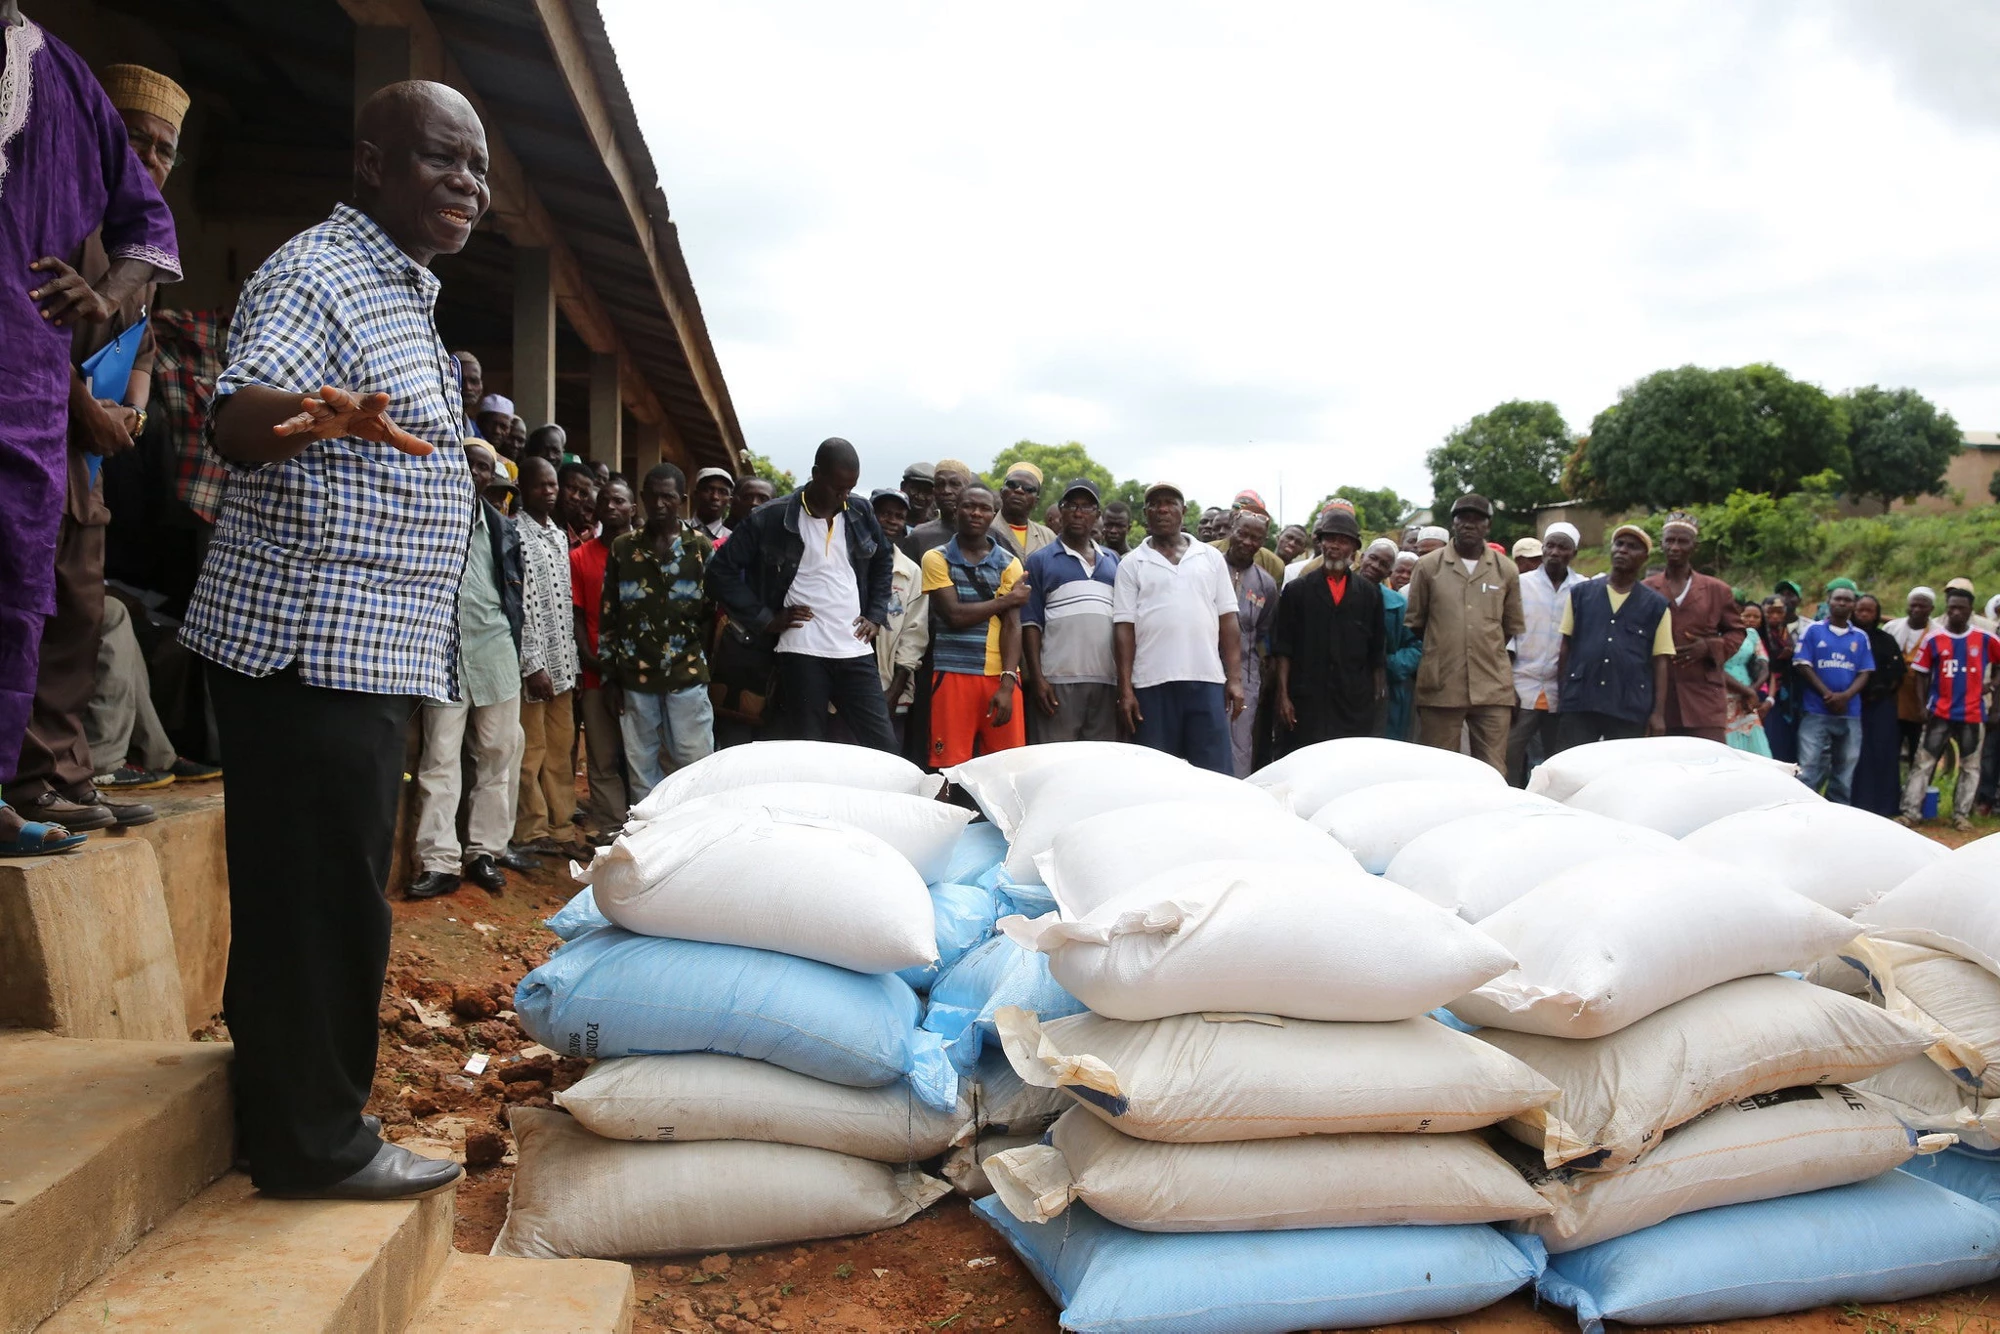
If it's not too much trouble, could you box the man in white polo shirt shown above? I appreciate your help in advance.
[1112,481,1245,774]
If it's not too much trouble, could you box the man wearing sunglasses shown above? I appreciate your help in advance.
[997,461,1056,559]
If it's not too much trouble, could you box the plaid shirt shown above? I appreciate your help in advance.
[180,204,473,699]
[149,308,231,522]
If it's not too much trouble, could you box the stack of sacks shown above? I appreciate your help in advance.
[625,737,943,819]
[1310,779,1559,874]
[1246,734,1505,816]
[1850,835,2000,1149]
[1683,802,1947,993]
[1560,756,1821,837]
[974,852,1557,1331]
[1525,733,1797,803]
[943,741,1185,835]
[1447,846,1985,1325]
[499,743,961,1259]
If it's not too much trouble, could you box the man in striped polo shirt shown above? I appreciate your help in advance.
[1022,479,1121,743]
[919,484,1029,766]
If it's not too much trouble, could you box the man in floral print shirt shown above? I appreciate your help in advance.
[601,462,717,795]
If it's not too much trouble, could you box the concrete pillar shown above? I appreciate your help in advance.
[354,26,414,109]
[512,247,557,429]
[588,353,622,470]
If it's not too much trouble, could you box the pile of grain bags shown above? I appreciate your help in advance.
[970,761,1559,1331]
[1437,838,1989,1326]
[498,743,967,1258]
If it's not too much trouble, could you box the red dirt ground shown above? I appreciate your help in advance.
[360,810,2000,1333]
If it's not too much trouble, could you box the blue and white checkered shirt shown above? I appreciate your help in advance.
[181,204,473,700]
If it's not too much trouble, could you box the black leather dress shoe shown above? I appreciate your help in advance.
[264,1141,463,1200]
[462,853,505,894]
[407,871,460,900]
[495,847,541,873]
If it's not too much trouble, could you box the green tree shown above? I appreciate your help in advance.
[740,446,796,493]
[1583,364,1849,510]
[1309,485,1409,536]
[1426,400,1571,538]
[1839,385,1962,506]
[984,440,1117,495]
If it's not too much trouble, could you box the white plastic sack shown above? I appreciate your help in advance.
[577,807,936,974]
[970,1046,1071,1134]
[1856,834,2000,977]
[1527,734,1795,804]
[1857,1057,2000,1154]
[1248,736,1504,815]
[987,1107,1549,1231]
[554,1053,972,1161]
[634,782,973,884]
[1476,973,1932,1169]
[1514,1085,1946,1253]
[1681,802,1947,916]
[1448,848,1859,1038]
[492,1108,950,1259]
[1003,860,1515,1023]
[944,1130,1040,1198]
[944,743,1185,835]
[1003,766,1279,885]
[1037,801,1359,917]
[1384,806,1676,922]
[1849,936,2000,1095]
[628,739,937,821]
[1310,781,1560,874]
[996,1007,1558,1142]
[1565,760,1821,837]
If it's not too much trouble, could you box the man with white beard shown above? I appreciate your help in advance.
[1271,508,1385,754]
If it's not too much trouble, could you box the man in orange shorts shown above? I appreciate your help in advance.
[919,484,1029,766]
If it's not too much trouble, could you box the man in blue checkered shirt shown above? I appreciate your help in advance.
[178,81,488,1203]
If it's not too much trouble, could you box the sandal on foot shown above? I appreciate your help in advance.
[0,820,88,857]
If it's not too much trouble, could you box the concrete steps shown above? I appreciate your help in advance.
[0,1031,233,1332]
[406,1252,635,1334]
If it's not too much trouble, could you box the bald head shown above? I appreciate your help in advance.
[805,437,861,513]
[814,437,860,473]
[354,80,490,267]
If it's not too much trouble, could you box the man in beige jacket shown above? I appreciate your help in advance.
[1403,494,1525,773]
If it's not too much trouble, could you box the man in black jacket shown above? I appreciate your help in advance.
[707,438,898,749]
[408,439,534,900]
[1271,508,1385,753]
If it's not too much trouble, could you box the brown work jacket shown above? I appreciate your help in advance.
[1404,545,1525,709]
[1643,568,1746,731]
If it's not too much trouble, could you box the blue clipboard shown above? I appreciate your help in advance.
[78,305,146,486]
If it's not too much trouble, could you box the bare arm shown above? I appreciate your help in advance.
[928,579,1030,631]
[1218,609,1245,720]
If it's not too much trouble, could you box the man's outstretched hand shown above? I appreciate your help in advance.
[273,386,433,455]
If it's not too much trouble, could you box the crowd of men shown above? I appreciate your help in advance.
[6,36,1996,1215]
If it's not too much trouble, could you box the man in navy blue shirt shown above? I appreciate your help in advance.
[1022,480,1121,742]
[1795,582,1875,804]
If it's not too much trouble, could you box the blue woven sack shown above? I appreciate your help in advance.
[923,934,1085,1073]
[973,1197,1543,1334]
[941,820,1009,886]
[897,880,1004,993]
[514,925,958,1110]
[544,886,609,941]
[1537,1170,2000,1333]
[1903,1146,2000,1211]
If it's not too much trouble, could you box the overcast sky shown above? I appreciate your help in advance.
[602,1,2000,522]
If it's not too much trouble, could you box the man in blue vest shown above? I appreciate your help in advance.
[1556,524,1675,748]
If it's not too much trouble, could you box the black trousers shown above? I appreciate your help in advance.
[1557,709,1645,750]
[209,663,415,1191]
[774,652,897,751]
[1506,707,1564,788]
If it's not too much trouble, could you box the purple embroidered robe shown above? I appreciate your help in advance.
[0,17,179,776]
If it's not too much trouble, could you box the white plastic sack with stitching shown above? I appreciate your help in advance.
[1475,973,1931,1169]
[1681,802,1947,916]
[987,1107,1549,1232]
[628,739,937,821]
[1512,1084,1949,1253]
[944,1130,1040,1198]
[1849,936,2000,1094]
[995,1006,1558,1142]
[1247,736,1504,816]
[1384,806,1676,921]
[1310,781,1560,874]
[577,807,936,973]
[1527,734,1796,804]
[1856,1057,2000,1153]
[1564,759,1821,837]
[1448,848,1859,1038]
[943,743,1185,835]
[1003,860,1515,1023]
[632,781,974,884]
[554,1053,972,1161]
[1856,834,2000,977]
[1003,766,1279,885]
[1036,801,1358,917]
[492,1107,950,1259]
